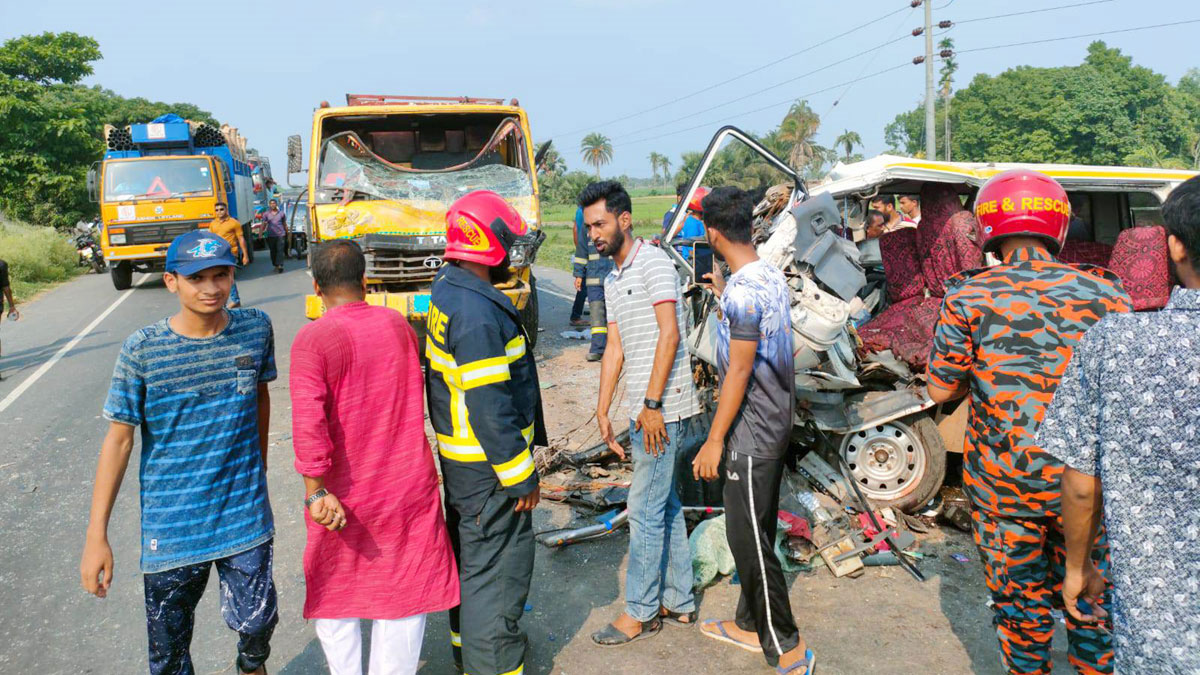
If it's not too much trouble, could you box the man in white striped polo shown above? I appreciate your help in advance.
[584,181,705,647]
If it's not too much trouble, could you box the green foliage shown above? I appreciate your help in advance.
[0,217,82,300]
[0,31,220,230]
[539,170,593,209]
[885,41,1199,168]
[579,132,613,176]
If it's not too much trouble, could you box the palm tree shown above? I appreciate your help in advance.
[835,130,862,161]
[580,133,613,176]
[539,147,566,176]
[647,152,665,182]
[659,155,671,185]
[777,100,821,172]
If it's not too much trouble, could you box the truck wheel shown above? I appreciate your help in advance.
[519,274,539,350]
[836,413,946,513]
[110,261,132,290]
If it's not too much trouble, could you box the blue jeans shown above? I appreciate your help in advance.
[625,416,701,621]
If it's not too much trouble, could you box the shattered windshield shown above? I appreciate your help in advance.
[104,158,214,201]
[315,132,533,212]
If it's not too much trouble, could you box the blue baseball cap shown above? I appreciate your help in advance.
[165,230,238,275]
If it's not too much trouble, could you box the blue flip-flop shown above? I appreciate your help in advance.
[699,619,762,653]
[776,648,816,674]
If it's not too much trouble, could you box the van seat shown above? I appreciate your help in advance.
[1058,240,1113,268]
[1108,225,1173,311]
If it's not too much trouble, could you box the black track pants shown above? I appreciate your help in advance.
[723,450,799,667]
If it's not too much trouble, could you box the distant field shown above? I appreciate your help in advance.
[542,194,676,225]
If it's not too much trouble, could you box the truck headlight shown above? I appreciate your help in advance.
[109,233,126,245]
[507,230,545,268]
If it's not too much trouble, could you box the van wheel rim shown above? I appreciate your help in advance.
[840,420,926,501]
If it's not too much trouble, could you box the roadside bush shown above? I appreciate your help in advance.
[539,170,593,207]
[0,217,82,300]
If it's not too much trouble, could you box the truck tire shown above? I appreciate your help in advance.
[110,261,132,291]
[835,413,947,513]
[519,274,539,350]
[242,223,255,264]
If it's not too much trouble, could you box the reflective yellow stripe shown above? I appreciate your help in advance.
[591,326,608,334]
[437,435,488,462]
[459,355,512,390]
[450,631,462,647]
[505,335,526,362]
[493,449,535,487]
[587,253,601,260]
[498,665,524,675]
[572,256,587,265]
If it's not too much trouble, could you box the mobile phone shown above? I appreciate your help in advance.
[691,242,714,284]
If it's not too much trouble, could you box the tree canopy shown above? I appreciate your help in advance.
[0,31,220,228]
[886,41,1200,169]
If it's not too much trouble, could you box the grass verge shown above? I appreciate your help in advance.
[0,218,84,302]
[541,194,677,225]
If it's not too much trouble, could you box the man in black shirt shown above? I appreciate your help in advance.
[0,258,19,374]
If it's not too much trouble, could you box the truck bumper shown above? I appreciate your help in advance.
[304,285,530,320]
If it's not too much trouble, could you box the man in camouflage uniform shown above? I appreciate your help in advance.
[927,170,1130,675]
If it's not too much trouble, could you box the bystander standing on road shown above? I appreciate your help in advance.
[927,170,1130,675]
[693,187,812,675]
[427,190,545,675]
[207,202,250,307]
[569,206,589,327]
[79,230,278,675]
[584,180,701,646]
[0,257,18,371]
[1037,175,1200,674]
[262,199,287,273]
[290,240,458,674]
[574,196,615,361]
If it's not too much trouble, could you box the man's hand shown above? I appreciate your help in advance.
[80,534,114,598]
[693,438,724,481]
[6,308,19,321]
[309,493,347,532]
[514,489,540,512]
[597,413,625,460]
[1063,560,1109,623]
[242,253,251,266]
[702,265,726,298]
[635,407,669,457]
[574,277,583,292]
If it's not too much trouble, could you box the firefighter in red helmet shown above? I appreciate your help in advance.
[426,190,546,675]
[927,170,1130,675]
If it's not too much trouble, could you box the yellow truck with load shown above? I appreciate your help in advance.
[88,114,256,290]
[286,94,547,344]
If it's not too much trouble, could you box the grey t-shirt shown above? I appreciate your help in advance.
[603,239,700,422]
[716,260,795,459]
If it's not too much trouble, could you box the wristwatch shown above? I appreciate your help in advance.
[643,398,663,411]
[304,488,328,507]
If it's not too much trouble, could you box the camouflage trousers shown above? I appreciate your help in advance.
[971,509,1113,675]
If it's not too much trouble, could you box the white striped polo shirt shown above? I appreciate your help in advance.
[604,238,701,422]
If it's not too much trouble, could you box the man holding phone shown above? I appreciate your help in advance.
[585,181,703,646]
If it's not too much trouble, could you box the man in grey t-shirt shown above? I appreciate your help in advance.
[584,181,702,647]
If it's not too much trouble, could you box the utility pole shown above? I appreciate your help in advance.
[924,0,936,161]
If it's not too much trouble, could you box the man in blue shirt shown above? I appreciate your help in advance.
[80,230,278,675]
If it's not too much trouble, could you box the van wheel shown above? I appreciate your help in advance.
[836,413,946,513]
[110,261,132,290]
[519,275,539,350]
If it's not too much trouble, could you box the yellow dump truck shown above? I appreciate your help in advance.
[287,95,546,344]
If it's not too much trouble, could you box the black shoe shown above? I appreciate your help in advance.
[587,352,603,362]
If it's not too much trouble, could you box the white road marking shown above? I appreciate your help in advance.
[0,274,151,413]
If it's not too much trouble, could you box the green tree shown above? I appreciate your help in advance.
[938,37,958,161]
[834,130,862,161]
[647,151,666,183]
[538,146,566,176]
[777,100,821,171]
[579,133,613,176]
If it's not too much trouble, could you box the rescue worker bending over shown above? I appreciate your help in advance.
[927,170,1130,675]
[426,190,546,675]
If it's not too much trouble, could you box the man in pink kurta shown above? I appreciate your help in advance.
[291,240,457,675]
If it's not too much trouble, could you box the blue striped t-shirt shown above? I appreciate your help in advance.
[103,308,277,573]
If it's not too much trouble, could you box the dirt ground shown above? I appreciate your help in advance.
[518,285,1078,675]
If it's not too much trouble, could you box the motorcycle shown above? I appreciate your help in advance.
[74,221,105,274]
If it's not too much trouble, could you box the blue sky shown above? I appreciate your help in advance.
[2,0,1196,178]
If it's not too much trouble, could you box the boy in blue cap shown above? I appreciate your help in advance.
[80,230,278,675]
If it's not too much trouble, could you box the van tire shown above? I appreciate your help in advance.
[111,261,132,291]
[835,413,947,514]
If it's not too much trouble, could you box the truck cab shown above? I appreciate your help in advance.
[290,95,545,344]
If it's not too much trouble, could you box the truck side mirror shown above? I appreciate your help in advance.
[87,162,100,202]
[287,135,303,174]
[533,140,552,169]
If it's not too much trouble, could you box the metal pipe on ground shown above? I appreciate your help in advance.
[536,506,724,548]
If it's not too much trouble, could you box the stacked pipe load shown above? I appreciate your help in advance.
[193,123,225,147]
[105,125,135,151]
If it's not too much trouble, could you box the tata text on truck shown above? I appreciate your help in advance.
[665,127,1197,512]
[286,95,547,344]
[88,114,256,290]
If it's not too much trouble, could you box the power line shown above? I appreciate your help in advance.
[619,61,907,148]
[954,0,1114,24]
[823,4,916,118]
[608,34,911,143]
[958,18,1200,54]
[546,4,913,139]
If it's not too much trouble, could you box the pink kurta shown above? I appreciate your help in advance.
[290,301,458,619]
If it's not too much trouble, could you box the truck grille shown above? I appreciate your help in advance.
[124,221,202,245]
[361,234,446,285]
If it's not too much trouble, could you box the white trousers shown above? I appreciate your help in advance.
[314,615,426,675]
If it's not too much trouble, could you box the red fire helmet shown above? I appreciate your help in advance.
[687,186,711,214]
[974,169,1071,254]
[444,190,528,267]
